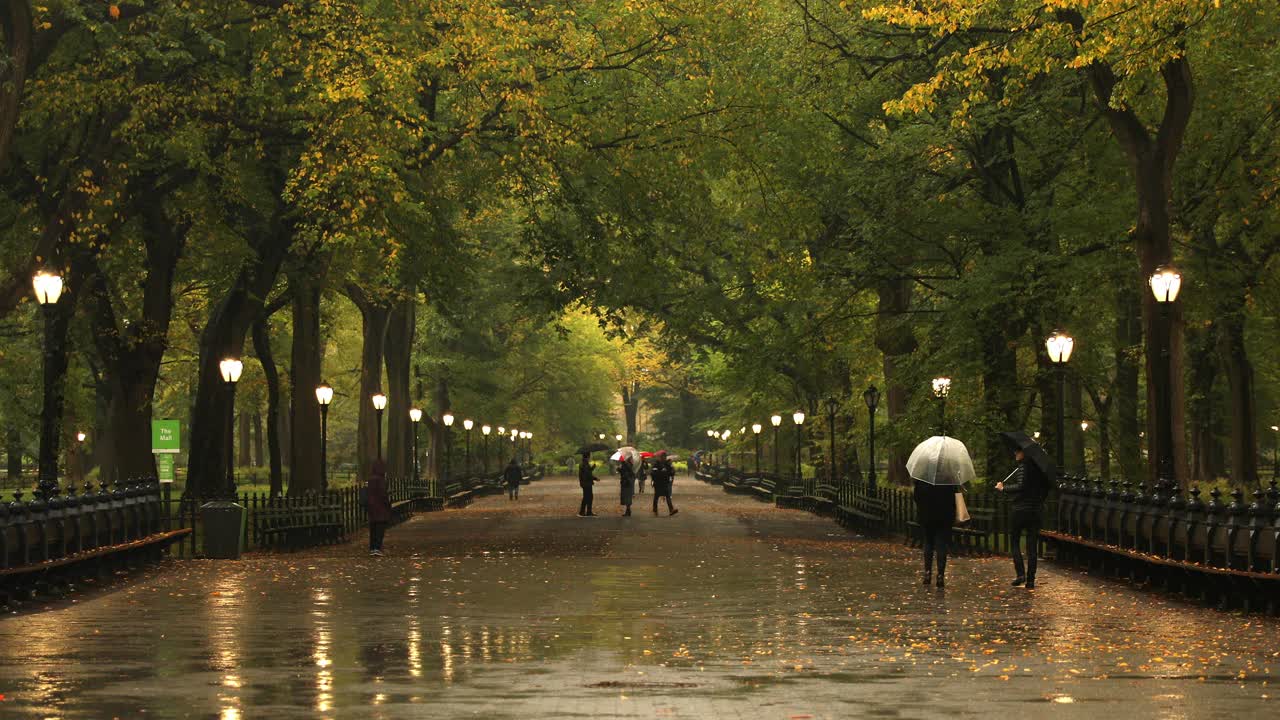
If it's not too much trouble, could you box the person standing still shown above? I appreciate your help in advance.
[997,449,1048,588]
[650,451,678,516]
[578,453,599,517]
[366,459,392,557]
[504,457,523,500]
[619,457,636,516]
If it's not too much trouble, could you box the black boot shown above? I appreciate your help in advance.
[922,571,932,586]
[935,574,945,589]
[1011,576,1026,587]
[1025,577,1036,589]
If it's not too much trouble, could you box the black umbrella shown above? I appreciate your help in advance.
[576,442,611,455]
[999,431,1056,477]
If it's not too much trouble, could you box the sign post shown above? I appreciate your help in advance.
[152,420,181,532]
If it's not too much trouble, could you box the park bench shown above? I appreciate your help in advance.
[255,500,344,551]
[443,482,474,508]
[803,484,840,516]
[836,493,888,534]
[752,478,777,502]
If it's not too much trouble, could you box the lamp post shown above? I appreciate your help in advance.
[482,425,492,475]
[219,358,243,497]
[315,382,334,492]
[931,377,951,435]
[792,411,806,492]
[409,408,423,489]
[770,414,782,478]
[371,392,387,462]
[33,270,65,497]
[443,413,455,490]
[825,397,839,487]
[463,419,474,477]
[1046,330,1074,474]
[1150,265,1182,494]
[863,385,880,491]
[751,423,762,476]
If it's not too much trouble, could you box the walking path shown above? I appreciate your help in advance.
[0,476,1276,718]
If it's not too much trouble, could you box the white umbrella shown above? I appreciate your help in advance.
[610,446,642,467]
[906,436,976,486]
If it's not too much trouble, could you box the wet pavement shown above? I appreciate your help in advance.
[1,475,1277,719]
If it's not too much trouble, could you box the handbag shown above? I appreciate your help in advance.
[954,491,971,524]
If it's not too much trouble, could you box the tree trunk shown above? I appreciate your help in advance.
[980,322,1020,478]
[1186,324,1217,484]
[185,226,292,497]
[237,411,252,468]
[252,411,264,467]
[875,276,917,486]
[621,381,640,443]
[384,300,414,478]
[431,377,451,488]
[348,288,389,483]
[287,274,323,494]
[6,425,22,480]
[0,0,34,172]
[1217,296,1258,488]
[1113,283,1143,482]
[251,319,284,497]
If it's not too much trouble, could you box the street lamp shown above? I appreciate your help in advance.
[219,358,243,497]
[863,385,880,490]
[33,270,66,497]
[751,423,762,476]
[1150,264,1182,494]
[770,414,782,478]
[615,433,623,444]
[792,411,806,491]
[825,397,840,488]
[443,412,455,489]
[463,419,474,476]
[931,377,951,435]
[371,392,388,462]
[409,408,423,490]
[482,424,492,475]
[315,382,334,491]
[1046,329,1074,474]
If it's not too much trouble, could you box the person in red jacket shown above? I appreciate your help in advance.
[367,459,392,556]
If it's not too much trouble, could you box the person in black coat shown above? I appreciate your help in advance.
[650,451,678,516]
[913,480,961,588]
[578,453,598,517]
[619,457,636,516]
[503,458,523,500]
[997,449,1049,588]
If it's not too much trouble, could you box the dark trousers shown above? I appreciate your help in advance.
[652,487,674,514]
[579,486,593,515]
[508,483,520,499]
[1010,509,1042,580]
[369,521,388,551]
[921,523,951,576]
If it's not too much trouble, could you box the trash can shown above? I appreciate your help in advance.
[200,500,246,559]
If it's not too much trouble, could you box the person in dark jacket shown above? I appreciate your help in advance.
[997,449,1049,588]
[578,453,598,517]
[913,479,961,587]
[637,460,648,494]
[366,459,392,556]
[503,458,523,500]
[650,451,678,516]
[619,457,636,516]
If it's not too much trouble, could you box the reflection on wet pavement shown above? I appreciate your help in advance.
[0,477,1276,718]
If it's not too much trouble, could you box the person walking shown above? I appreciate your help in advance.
[366,459,392,557]
[619,457,636,516]
[913,479,960,588]
[650,451,678,516]
[578,453,599,517]
[637,459,648,494]
[504,457,523,500]
[997,432,1053,589]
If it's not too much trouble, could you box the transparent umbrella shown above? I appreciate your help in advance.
[906,436,976,486]
[610,446,642,468]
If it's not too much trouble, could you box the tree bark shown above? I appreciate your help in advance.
[185,225,292,497]
[6,425,21,480]
[1112,283,1143,482]
[1186,324,1218,484]
[252,411,264,467]
[251,318,284,497]
[237,411,252,468]
[875,276,917,486]
[0,0,33,172]
[621,381,640,443]
[347,286,389,483]
[287,273,323,494]
[384,300,415,478]
[1217,304,1257,487]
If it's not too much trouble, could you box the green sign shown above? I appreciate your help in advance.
[156,453,175,483]
[152,419,181,454]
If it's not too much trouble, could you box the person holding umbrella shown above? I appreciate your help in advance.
[997,431,1055,589]
[907,436,976,589]
[619,456,636,516]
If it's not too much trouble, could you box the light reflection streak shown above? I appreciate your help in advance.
[441,623,455,683]
[311,586,333,715]
[210,572,244,718]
